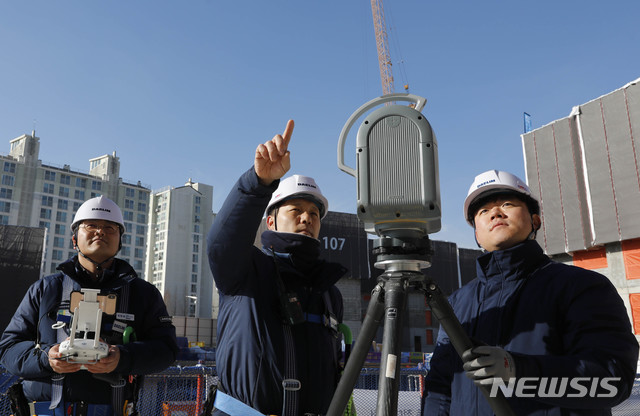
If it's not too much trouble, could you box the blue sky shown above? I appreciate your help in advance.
[1,1,638,249]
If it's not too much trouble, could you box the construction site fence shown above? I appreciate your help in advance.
[1,365,639,415]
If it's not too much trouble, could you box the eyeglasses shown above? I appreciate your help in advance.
[79,222,120,235]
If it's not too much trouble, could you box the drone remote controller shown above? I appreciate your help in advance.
[56,289,116,366]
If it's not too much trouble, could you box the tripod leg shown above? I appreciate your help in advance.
[425,281,515,416]
[376,277,408,416]
[326,283,386,416]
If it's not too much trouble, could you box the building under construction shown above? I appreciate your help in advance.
[521,77,640,338]
[0,225,45,332]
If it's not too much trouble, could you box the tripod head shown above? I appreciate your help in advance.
[372,232,432,277]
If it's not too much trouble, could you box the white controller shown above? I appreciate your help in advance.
[59,338,109,364]
[56,288,111,367]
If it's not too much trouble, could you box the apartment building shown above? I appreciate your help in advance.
[0,131,150,278]
[146,180,215,319]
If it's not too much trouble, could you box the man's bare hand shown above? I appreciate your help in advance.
[255,120,294,186]
[86,345,120,374]
[48,343,82,374]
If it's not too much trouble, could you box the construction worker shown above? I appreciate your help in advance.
[0,196,178,415]
[206,120,346,415]
[422,170,639,416]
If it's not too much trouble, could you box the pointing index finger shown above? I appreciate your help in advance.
[282,119,294,148]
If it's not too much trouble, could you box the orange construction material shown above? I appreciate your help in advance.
[572,247,608,270]
[628,294,640,334]
[622,238,640,280]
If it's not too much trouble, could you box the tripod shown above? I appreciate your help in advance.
[327,236,514,416]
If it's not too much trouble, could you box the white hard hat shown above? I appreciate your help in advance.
[463,170,539,226]
[71,196,125,232]
[266,175,329,219]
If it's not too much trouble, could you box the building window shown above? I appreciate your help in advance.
[134,260,143,270]
[1,175,14,186]
[135,236,144,246]
[57,199,68,210]
[122,234,131,245]
[73,202,81,212]
[58,186,70,198]
[40,208,52,219]
[426,329,434,345]
[74,190,85,200]
[43,183,54,194]
[0,188,12,199]
[39,221,50,229]
[125,222,132,233]
[54,224,66,235]
[60,174,71,185]
[137,213,145,223]
[76,178,87,188]
[194,225,200,233]
[90,192,101,198]
[0,215,8,225]
[56,211,67,222]
[53,237,65,248]
[3,162,16,173]
[137,202,146,212]
[91,181,102,191]
[139,191,147,200]
[135,225,145,235]
[41,196,53,207]
[195,196,201,204]
[193,244,199,253]
[123,211,133,221]
[193,235,200,243]
[192,264,198,273]
[124,199,134,209]
[191,284,197,293]
[0,201,10,213]
[192,254,198,263]
[191,274,198,283]
[126,188,135,198]
[121,247,130,256]
[195,205,201,214]
[44,170,56,181]
[134,248,144,258]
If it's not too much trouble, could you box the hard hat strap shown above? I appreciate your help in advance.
[77,248,116,274]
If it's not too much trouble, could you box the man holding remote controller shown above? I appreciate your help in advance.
[0,196,178,416]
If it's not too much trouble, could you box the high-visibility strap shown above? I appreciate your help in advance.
[281,325,299,416]
[56,275,76,343]
[111,377,126,416]
[111,279,131,416]
[49,374,65,410]
[213,391,266,416]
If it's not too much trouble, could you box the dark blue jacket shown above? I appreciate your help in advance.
[0,257,178,403]
[207,168,346,415]
[424,240,638,416]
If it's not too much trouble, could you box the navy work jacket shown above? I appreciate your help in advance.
[424,240,639,416]
[0,257,178,403]
[207,168,346,415]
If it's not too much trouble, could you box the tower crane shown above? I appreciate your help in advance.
[370,0,409,95]
[370,0,394,95]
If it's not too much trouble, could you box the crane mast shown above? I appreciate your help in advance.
[371,0,395,95]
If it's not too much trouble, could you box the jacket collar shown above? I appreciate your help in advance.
[261,230,347,291]
[57,256,137,289]
[476,240,549,284]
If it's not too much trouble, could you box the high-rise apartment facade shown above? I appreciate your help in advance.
[146,180,215,319]
[0,132,150,278]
